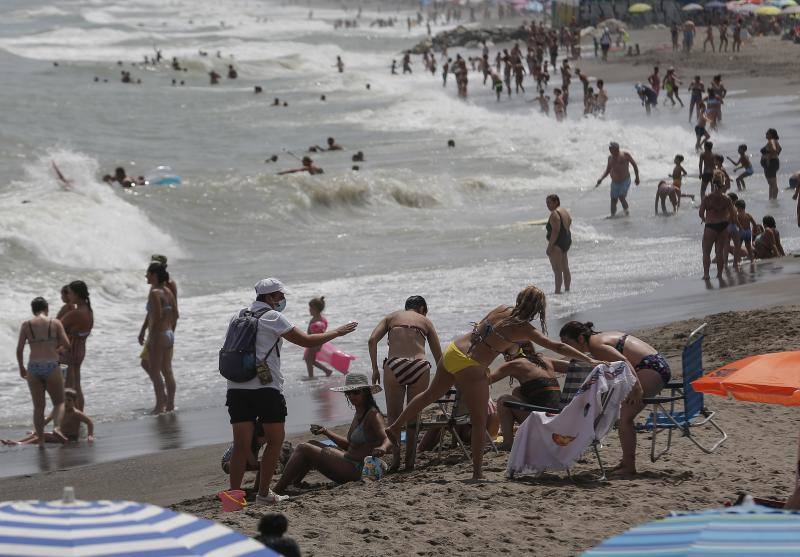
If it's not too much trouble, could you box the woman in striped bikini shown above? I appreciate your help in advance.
[368,296,442,471]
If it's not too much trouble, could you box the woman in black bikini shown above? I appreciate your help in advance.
[545,194,572,294]
[491,342,566,450]
[368,296,442,470]
[698,173,736,279]
[761,128,781,200]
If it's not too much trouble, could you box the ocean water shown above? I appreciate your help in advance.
[1,0,798,433]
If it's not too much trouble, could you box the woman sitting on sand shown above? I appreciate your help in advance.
[754,216,785,259]
[559,321,667,477]
[492,342,567,450]
[273,373,392,493]
[368,295,442,471]
[385,285,599,480]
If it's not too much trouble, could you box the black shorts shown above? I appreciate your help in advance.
[226,388,287,424]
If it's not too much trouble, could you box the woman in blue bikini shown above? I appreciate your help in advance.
[559,321,668,477]
[16,296,71,446]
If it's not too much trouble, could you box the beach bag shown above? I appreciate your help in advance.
[219,307,271,382]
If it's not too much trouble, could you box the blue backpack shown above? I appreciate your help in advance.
[219,307,274,382]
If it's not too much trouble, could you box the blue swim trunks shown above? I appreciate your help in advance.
[610,176,631,199]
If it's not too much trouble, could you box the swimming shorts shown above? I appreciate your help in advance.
[442,342,482,375]
[789,177,798,189]
[701,172,713,182]
[610,176,631,199]
[694,126,706,138]
[705,221,728,233]
[740,230,752,244]
[27,361,59,381]
[658,183,675,196]
[742,167,754,177]
[727,223,739,236]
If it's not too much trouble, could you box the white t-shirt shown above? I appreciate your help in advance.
[225,301,293,392]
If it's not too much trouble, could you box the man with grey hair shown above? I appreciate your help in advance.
[595,142,640,217]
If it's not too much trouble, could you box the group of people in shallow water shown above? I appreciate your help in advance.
[11,255,180,446]
[224,282,676,510]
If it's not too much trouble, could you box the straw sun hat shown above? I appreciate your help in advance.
[330,373,382,394]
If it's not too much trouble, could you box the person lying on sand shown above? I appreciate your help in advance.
[559,321,669,478]
[3,388,94,445]
[492,343,566,450]
[273,373,391,494]
[278,156,324,175]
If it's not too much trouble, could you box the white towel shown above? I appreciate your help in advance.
[506,361,636,477]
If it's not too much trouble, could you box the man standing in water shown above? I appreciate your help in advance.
[596,142,640,217]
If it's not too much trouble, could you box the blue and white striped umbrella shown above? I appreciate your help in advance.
[0,499,279,556]
[583,499,800,556]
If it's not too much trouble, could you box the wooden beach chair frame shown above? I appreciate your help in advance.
[503,361,615,481]
[637,323,728,462]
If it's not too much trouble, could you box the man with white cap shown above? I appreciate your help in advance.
[595,141,640,217]
[223,278,357,506]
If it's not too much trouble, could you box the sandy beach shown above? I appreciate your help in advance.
[4,289,800,555]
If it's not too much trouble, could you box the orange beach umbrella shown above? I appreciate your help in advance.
[693,352,800,406]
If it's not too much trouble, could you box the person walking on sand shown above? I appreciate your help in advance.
[139,262,177,414]
[761,128,781,200]
[545,195,572,294]
[384,286,600,480]
[303,296,334,379]
[595,142,640,217]
[59,281,93,411]
[559,321,668,477]
[16,297,70,446]
[699,173,736,279]
[368,296,442,471]
[221,278,357,506]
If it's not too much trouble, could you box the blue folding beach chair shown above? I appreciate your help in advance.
[637,323,727,462]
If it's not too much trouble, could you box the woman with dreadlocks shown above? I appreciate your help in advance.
[385,285,600,479]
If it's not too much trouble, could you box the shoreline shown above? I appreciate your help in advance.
[3,293,798,554]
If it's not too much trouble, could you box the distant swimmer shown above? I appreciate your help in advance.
[351,151,364,162]
[278,156,324,175]
[309,137,343,152]
[227,64,238,79]
[51,161,72,189]
[336,56,344,73]
[209,71,221,85]
[595,142,640,217]
[171,57,181,71]
[103,167,143,188]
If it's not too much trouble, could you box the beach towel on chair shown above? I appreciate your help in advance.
[507,362,636,477]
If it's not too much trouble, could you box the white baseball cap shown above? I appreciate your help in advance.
[254,278,288,296]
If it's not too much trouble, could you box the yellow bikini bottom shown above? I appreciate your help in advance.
[442,342,482,374]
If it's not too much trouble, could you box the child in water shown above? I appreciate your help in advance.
[671,154,694,208]
[304,297,334,379]
[727,144,753,191]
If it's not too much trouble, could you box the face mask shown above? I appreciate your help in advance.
[273,299,287,313]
